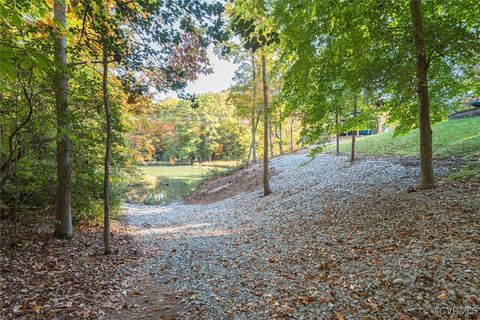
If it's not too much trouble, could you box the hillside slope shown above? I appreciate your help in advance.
[125,153,480,319]
[326,117,480,158]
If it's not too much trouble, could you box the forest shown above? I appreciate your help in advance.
[129,92,302,165]
[1,0,479,319]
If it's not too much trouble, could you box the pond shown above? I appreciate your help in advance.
[125,165,220,205]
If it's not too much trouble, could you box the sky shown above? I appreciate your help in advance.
[186,47,238,95]
[157,47,238,100]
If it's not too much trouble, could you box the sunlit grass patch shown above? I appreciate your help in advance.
[324,117,480,159]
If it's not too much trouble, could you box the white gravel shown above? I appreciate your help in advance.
[125,153,480,319]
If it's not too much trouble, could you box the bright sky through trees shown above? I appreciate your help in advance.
[155,47,238,101]
[157,47,237,99]
[186,47,238,94]
[183,47,237,95]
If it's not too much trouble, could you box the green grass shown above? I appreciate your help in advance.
[325,117,480,159]
[447,161,480,182]
[202,162,246,180]
[140,165,213,179]
[194,160,242,168]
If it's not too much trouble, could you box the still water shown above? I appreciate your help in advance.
[126,165,218,205]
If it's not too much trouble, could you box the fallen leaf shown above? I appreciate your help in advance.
[335,311,345,320]
[437,293,448,301]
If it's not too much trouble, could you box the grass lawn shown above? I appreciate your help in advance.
[324,117,480,159]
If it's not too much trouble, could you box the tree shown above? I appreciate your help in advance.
[250,53,259,162]
[1,0,132,230]
[274,0,479,185]
[102,44,112,254]
[64,0,225,252]
[261,50,271,195]
[350,95,357,163]
[53,0,72,239]
[410,0,435,189]
[228,0,278,196]
[129,92,246,164]
[335,106,341,156]
[227,48,263,164]
[277,105,284,155]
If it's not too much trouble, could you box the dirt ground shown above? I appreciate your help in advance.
[185,161,276,205]
[107,275,180,320]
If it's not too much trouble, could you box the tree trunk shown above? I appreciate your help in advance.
[250,112,257,162]
[350,95,357,163]
[251,52,258,162]
[289,118,294,153]
[248,112,261,163]
[247,112,253,163]
[278,107,283,155]
[261,51,271,196]
[300,116,306,149]
[102,45,112,255]
[335,109,340,156]
[253,112,260,161]
[410,0,436,189]
[53,0,72,239]
[247,120,252,164]
[269,120,274,158]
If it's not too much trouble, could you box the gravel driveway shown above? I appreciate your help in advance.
[126,153,480,319]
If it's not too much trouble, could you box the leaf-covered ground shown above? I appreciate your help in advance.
[2,152,479,319]
[0,220,143,319]
[126,153,479,319]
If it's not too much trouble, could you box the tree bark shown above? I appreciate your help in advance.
[53,0,72,239]
[350,96,357,163]
[410,0,436,189]
[289,118,294,153]
[102,45,112,255]
[335,108,340,156]
[247,111,253,163]
[300,113,306,149]
[261,51,271,196]
[251,112,260,162]
[251,53,258,162]
[278,107,283,155]
[269,120,274,158]
[247,120,252,163]
[248,113,261,163]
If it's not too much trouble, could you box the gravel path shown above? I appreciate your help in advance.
[126,153,480,319]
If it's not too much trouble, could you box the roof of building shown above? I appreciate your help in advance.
[468,100,480,108]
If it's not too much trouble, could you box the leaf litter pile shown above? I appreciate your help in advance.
[0,220,144,319]
[127,153,479,319]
